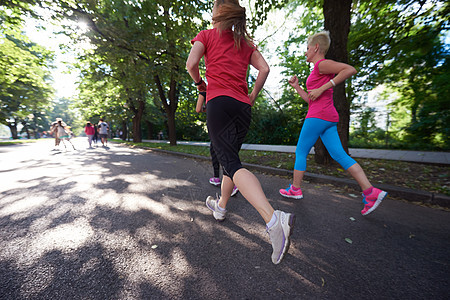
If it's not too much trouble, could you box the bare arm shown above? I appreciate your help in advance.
[249,50,270,106]
[288,75,310,104]
[308,59,357,101]
[186,41,207,92]
[196,93,205,113]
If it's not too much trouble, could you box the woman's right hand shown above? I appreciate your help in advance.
[288,75,299,87]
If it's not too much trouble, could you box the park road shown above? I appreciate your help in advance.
[0,138,448,299]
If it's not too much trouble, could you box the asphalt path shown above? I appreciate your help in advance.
[0,138,448,299]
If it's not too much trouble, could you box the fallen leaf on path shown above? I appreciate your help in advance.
[349,217,356,221]
[345,238,353,244]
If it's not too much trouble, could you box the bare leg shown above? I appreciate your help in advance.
[232,168,274,223]
[292,169,306,188]
[347,163,372,191]
[218,175,234,209]
[68,139,76,150]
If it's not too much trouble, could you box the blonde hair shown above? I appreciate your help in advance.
[213,0,254,49]
[307,31,331,55]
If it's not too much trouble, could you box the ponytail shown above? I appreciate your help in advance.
[213,0,254,50]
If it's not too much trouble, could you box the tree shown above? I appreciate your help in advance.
[51,0,210,144]
[0,19,54,139]
[276,0,449,159]
[313,0,353,165]
[349,0,449,150]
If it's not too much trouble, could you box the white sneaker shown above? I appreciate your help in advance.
[205,196,227,221]
[231,186,239,197]
[266,210,295,264]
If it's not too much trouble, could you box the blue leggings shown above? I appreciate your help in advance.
[295,118,356,171]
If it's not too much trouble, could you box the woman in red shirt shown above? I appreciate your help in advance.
[186,0,295,265]
[84,122,95,148]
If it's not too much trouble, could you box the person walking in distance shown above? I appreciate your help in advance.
[49,118,66,150]
[279,31,387,216]
[84,122,95,148]
[187,0,295,264]
[93,124,99,147]
[196,91,239,197]
[98,118,109,147]
[54,120,76,150]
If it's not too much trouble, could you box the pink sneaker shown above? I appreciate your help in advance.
[361,188,387,216]
[279,184,303,199]
[209,177,221,186]
[231,186,239,197]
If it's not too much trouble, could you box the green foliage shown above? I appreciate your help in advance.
[174,89,209,141]
[274,0,449,150]
[53,0,210,142]
[246,93,306,145]
[0,11,54,138]
[47,97,79,130]
[247,0,291,33]
[347,0,450,150]
[4,0,446,149]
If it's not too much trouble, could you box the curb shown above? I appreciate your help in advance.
[133,145,450,209]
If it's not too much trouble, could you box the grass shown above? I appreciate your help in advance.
[0,139,40,145]
[115,140,450,196]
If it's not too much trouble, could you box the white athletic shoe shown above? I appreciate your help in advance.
[267,210,296,264]
[205,195,227,221]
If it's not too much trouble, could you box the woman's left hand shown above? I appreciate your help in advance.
[249,93,256,106]
[307,88,323,101]
[197,80,207,92]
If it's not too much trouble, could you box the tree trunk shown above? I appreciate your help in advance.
[23,123,31,139]
[316,0,352,164]
[8,123,18,139]
[132,97,145,143]
[154,74,178,146]
[166,108,177,146]
[121,120,127,140]
[314,139,331,165]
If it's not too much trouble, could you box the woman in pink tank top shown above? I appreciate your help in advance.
[280,31,388,216]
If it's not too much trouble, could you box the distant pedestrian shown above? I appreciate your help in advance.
[49,118,66,150]
[84,122,95,148]
[187,0,295,265]
[93,124,99,147]
[196,91,238,196]
[55,120,76,150]
[279,31,387,216]
[98,118,109,147]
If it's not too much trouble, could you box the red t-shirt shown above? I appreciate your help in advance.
[84,125,95,135]
[305,59,339,122]
[191,28,255,105]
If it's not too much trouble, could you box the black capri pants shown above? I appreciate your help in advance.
[206,96,252,179]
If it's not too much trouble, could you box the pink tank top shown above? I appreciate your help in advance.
[305,59,339,122]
